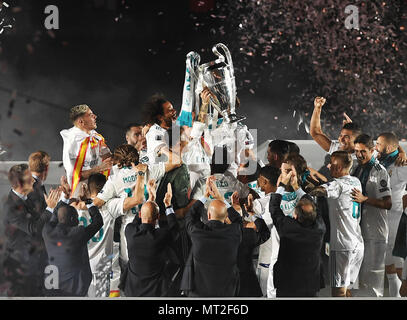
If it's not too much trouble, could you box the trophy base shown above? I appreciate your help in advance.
[224,113,246,124]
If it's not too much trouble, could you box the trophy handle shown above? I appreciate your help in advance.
[212,43,234,77]
[186,51,201,81]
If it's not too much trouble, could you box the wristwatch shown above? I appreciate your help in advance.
[137,171,145,176]
[278,182,287,189]
[84,198,93,205]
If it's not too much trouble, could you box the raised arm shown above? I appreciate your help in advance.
[122,163,147,211]
[310,97,332,152]
[253,217,271,246]
[79,204,104,244]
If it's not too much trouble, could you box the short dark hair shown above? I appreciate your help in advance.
[378,132,399,147]
[210,145,231,175]
[57,205,78,225]
[342,122,362,137]
[142,94,167,125]
[287,141,300,155]
[354,134,374,149]
[295,198,317,225]
[268,140,290,161]
[259,165,280,186]
[331,150,352,169]
[113,144,139,169]
[268,140,290,155]
[125,123,142,135]
[88,173,107,195]
[8,164,29,188]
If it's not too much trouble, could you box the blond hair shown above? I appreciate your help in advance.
[70,104,89,124]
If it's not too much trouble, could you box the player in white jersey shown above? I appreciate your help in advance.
[246,166,279,297]
[206,146,249,208]
[375,132,407,296]
[309,150,364,297]
[60,104,113,198]
[142,94,177,164]
[92,144,181,270]
[74,173,144,297]
[351,134,392,297]
[310,97,363,175]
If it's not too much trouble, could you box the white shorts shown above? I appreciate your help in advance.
[329,248,364,288]
[359,240,386,297]
[88,272,110,297]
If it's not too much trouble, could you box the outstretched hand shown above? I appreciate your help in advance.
[60,175,71,197]
[45,188,62,210]
[147,179,157,202]
[342,112,353,126]
[164,183,173,207]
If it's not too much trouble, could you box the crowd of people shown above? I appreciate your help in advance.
[2,91,407,298]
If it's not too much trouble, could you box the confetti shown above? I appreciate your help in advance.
[190,0,406,139]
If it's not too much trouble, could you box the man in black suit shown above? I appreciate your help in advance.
[269,165,326,297]
[27,151,50,215]
[3,164,54,296]
[182,176,243,297]
[123,183,179,297]
[42,181,103,297]
[234,196,270,297]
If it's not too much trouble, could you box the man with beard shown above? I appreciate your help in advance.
[351,134,392,297]
[310,97,407,173]
[375,132,407,296]
[142,94,178,164]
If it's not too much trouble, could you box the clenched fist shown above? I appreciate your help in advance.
[314,97,326,109]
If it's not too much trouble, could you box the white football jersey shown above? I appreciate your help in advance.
[279,190,300,217]
[212,173,250,203]
[145,124,167,163]
[182,138,211,190]
[77,198,125,274]
[386,164,407,215]
[253,193,278,265]
[96,165,165,262]
[353,161,391,241]
[97,165,165,203]
[322,175,364,251]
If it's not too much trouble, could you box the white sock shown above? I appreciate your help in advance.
[387,273,402,297]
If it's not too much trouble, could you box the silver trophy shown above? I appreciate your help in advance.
[196,43,245,124]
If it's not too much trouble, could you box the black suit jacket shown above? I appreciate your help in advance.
[237,217,270,297]
[183,200,242,297]
[27,177,47,216]
[42,203,103,296]
[123,211,179,297]
[269,192,325,296]
[3,190,51,283]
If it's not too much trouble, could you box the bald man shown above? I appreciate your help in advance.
[123,184,179,297]
[181,177,243,297]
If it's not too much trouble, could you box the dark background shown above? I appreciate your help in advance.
[0,0,405,160]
